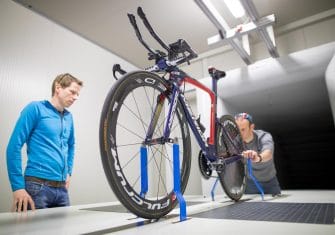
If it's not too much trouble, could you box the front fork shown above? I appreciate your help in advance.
[144,86,179,145]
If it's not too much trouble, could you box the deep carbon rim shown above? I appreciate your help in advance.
[100,71,191,219]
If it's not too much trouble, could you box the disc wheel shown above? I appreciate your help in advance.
[216,115,246,201]
[99,71,191,219]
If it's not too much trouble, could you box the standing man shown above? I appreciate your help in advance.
[7,73,83,212]
[235,112,281,196]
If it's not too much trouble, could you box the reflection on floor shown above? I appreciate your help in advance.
[0,190,334,235]
[81,201,205,213]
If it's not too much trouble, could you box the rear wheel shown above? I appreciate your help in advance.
[99,71,192,219]
[216,115,246,201]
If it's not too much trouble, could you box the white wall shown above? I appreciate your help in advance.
[0,0,204,212]
[0,0,138,212]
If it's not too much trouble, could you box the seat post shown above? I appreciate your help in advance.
[208,67,219,120]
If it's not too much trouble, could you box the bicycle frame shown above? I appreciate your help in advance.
[128,7,241,164]
[145,69,219,162]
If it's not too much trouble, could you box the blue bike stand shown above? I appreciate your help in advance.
[140,142,187,221]
[211,177,220,201]
[210,158,264,201]
[173,140,187,221]
[247,158,264,200]
[140,145,148,197]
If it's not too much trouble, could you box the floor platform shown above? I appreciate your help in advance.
[192,201,334,224]
[0,190,334,235]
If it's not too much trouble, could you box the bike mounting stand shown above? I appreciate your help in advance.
[247,158,265,200]
[140,145,148,198]
[210,158,264,201]
[140,139,187,222]
[172,139,187,221]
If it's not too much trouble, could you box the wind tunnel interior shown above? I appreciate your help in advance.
[198,42,335,190]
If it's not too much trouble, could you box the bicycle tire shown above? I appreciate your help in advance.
[216,115,246,201]
[99,70,191,219]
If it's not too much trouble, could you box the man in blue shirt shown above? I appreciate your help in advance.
[7,73,83,212]
[235,112,281,196]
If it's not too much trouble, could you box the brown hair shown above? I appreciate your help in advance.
[52,73,83,96]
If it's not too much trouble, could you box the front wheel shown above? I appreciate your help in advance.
[99,71,192,219]
[216,115,246,201]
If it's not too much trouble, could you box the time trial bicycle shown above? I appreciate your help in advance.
[99,7,246,219]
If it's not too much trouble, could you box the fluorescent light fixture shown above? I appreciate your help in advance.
[203,0,230,29]
[224,0,245,18]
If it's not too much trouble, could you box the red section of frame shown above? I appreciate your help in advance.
[183,77,215,145]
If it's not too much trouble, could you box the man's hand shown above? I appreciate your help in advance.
[242,150,261,162]
[65,175,71,189]
[12,189,35,212]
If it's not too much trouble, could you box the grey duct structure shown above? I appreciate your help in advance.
[197,42,335,134]
[197,42,335,190]
[326,51,335,126]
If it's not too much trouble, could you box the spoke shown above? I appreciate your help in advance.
[130,175,141,191]
[129,146,160,191]
[148,145,169,196]
[117,142,143,147]
[117,122,144,141]
[131,90,149,135]
[170,120,181,134]
[122,101,149,130]
[119,150,140,171]
[152,143,185,185]
[151,144,172,164]
[156,145,165,197]
[143,85,156,116]
[162,143,184,174]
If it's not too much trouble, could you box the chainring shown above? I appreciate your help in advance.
[198,150,212,179]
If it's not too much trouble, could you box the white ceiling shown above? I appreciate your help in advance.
[13,0,335,135]
[14,0,335,68]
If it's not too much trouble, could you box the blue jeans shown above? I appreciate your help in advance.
[25,180,70,209]
[245,176,281,195]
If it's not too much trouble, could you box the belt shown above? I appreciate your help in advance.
[25,176,66,188]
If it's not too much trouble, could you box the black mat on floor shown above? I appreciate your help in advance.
[192,202,334,224]
[82,201,204,213]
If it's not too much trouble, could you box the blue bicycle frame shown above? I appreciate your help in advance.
[144,68,219,162]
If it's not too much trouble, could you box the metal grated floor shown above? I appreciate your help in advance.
[192,202,334,224]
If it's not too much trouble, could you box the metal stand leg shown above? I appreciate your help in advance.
[211,177,220,201]
[247,158,264,200]
[173,139,187,221]
[211,157,264,201]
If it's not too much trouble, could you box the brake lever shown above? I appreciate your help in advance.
[112,64,127,80]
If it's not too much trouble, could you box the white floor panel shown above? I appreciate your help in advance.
[0,190,334,235]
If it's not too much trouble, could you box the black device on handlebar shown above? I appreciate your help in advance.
[127,7,198,66]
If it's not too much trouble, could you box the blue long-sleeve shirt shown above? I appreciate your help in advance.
[6,100,75,191]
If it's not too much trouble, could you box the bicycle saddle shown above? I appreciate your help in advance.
[208,66,226,80]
